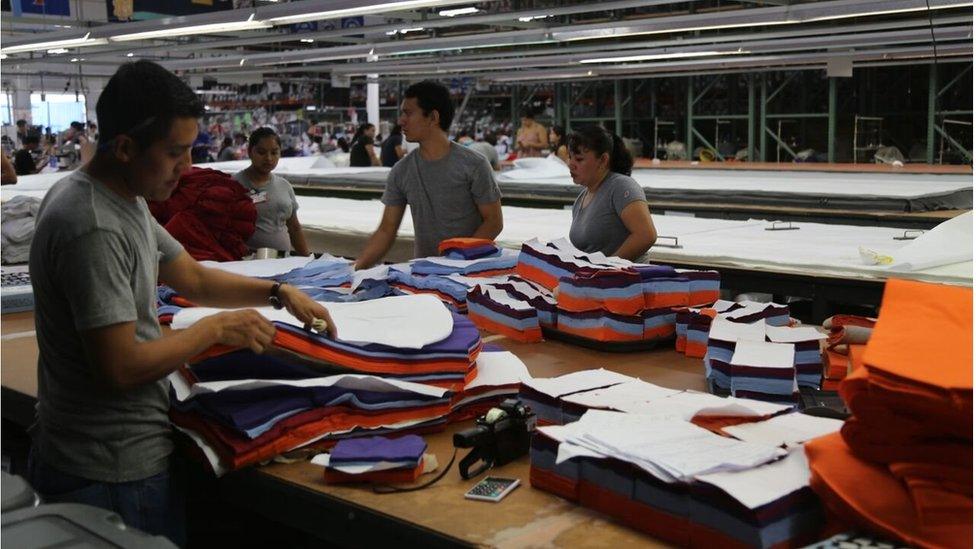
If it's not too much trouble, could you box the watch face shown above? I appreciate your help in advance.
[269,296,283,310]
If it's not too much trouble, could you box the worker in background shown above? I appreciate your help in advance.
[355,80,503,269]
[464,131,500,171]
[515,108,548,158]
[13,133,46,175]
[1,150,17,184]
[15,119,28,145]
[27,60,334,545]
[233,127,311,257]
[549,125,570,164]
[380,124,405,167]
[349,122,381,167]
[566,125,656,260]
[217,136,238,161]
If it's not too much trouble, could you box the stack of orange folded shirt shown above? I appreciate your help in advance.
[806,278,972,548]
[820,314,877,390]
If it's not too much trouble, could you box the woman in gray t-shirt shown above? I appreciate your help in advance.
[567,126,657,260]
[234,128,310,255]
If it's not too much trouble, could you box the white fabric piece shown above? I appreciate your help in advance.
[560,380,682,411]
[168,372,447,402]
[467,351,532,390]
[622,390,792,419]
[170,294,453,349]
[729,340,796,369]
[882,211,973,271]
[198,256,317,278]
[497,156,571,181]
[694,447,811,510]
[722,413,843,447]
[350,264,390,291]
[708,317,767,343]
[522,369,635,398]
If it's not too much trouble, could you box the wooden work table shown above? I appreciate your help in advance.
[1,310,709,547]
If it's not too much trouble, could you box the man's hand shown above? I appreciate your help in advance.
[200,309,277,354]
[279,285,338,339]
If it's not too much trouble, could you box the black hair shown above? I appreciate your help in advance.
[222,136,233,147]
[404,80,454,131]
[16,119,26,127]
[70,121,85,131]
[520,107,535,119]
[23,133,40,146]
[567,125,633,176]
[483,132,497,147]
[551,125,567,149]
[390,124,402,135]
[248,127,281,150]
[97,60,204,149]
[337,137,350,153]
[353,123,375,141]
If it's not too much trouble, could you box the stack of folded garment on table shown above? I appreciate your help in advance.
[318,435,428,484]
[676,268,721,307]
[487,276,558,329]
[515,238,631,290]
[821,344,866,391]
[437,238,501,260]
[723,300,791,326]
[819,315,876,390]
[675,300,737,358]
[530,410,822,547]
[169,373,452,475]
[1,195,41,265]
[171,294,482,391]
[519,369,635,425]
[466,284,543,343]
[556,308,676,343]
[729,341,798,404]
[388,266,475,313]
[410,248,518,277]
[806,278,973,548]
[556,265,689,315]
[704,317,767,390]
[450,350,531,422]
[766,325,828,389]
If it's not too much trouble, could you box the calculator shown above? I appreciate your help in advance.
[464,476,520,503]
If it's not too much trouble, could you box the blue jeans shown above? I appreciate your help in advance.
[27,452,186,547]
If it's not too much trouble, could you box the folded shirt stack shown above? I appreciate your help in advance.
[437,237,501,260]
[486,276,558,329]
[515,238,630,290]
[387,267,473,313]
[168,374,451,475]
[723,300,792,327]
[704,317,767,390]
[807,279,973,548]
[821,344,866,391]
[556,265,689,315]
[519,369,635,425]
[676,268,721,307]
[449,350,531,422]
[466,284,544,343]
[530,410,822,547]
[320,435,428,484]
[765,325,828,389]
[728,340,798,403]
[675,300,737,358]
[172,295,483,391]
[409,248,519,278]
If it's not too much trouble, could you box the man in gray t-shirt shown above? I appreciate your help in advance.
[355,81,502,268]
[27,60,335,544]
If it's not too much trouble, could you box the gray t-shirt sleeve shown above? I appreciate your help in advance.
[285,178,299,214]
[153,219,184,263]
[59,229,138,332]
[381,164,408,206]
[469,156,502,204]
[609,175,646,216]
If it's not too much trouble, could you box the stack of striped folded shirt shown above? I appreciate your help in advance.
[387,266,475,313]
[530,408,824,547]
[728,340,800,404]
[449,349,531,422]
[766,325,828,389]
[674,300,737,358]
[466,284,543,342]
[677,268,721,307]
[409,248,519,278]
[320,435,429,485]
[437,237,502,260]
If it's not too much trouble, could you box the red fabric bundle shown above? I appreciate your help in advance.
[149,167,256,262]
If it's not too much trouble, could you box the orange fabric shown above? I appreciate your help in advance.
[806,433,972,549]
[556,291,645,316]
[675,335,687,352]
[529,466,580,502]
[514,262,558,290]
[839,417,972,468]
[688,290,721,308]
[437,238,495,255]
[684,341,707,359]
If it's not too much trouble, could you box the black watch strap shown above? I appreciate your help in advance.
[269,282,284,309]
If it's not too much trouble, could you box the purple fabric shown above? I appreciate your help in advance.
[330,434,427,463]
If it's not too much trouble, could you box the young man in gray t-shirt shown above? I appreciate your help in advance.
[354,81,503,268]
[27,61,335,544]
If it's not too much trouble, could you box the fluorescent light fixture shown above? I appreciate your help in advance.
[306,105,317,111]
[581,50,749,63]
[439,7,479,17]
[1,32,108,54]
[518,14,551,22]
[195,89,238,95]
[0,54,7,60]
[266,1,459,25]
[110,14,270,42]
[400,27,426,34]
[47,48,69,54]
[126,52,134,57]
[300,38,315,43]
[498,70,596,82]
[385,30,398,36]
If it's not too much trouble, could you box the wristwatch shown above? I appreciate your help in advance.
[269,282,285,310]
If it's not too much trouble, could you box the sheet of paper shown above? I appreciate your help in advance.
[730,340,795,368]
[623,390,792,419]
[170,294,453,349]
[198,256,315,278]
[561,380,682,411]
[522,369,635,398]
[467,351,532,390]
[707,317,767,343]
[722,413,843,447]
[694,447,811,509]
[765,325,828,343]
